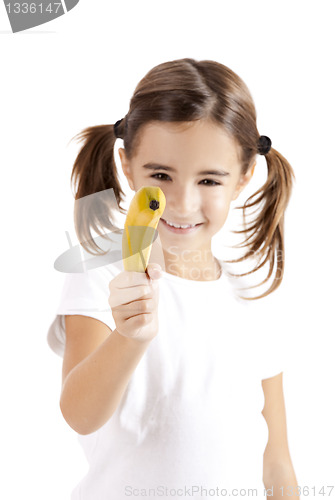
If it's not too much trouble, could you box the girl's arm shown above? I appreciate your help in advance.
[60,315,151,435]
[262,372,300,500]
[60,265,161,435]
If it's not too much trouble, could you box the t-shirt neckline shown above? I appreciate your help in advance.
[160,259,229,287]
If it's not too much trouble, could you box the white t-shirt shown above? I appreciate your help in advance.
[47,258,288,499]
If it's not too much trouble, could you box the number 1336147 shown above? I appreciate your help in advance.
[5,3,62,14]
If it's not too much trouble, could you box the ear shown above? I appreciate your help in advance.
[232,162,256,201]
[118,148,135,191]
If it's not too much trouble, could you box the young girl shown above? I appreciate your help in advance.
[48,58,299,499]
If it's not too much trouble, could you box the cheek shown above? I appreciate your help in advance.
[132,169,146,186]
[205,191,231,219]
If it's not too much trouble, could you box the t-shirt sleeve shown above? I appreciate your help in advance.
[224,264,291,381]
[253,292,291,380]
[47,263,120,358]
[257,323,289,380]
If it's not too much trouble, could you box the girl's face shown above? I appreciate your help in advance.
[119,119,254,265]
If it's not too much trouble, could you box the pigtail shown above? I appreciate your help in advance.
[229,147,295,299]
[70,124,127,255]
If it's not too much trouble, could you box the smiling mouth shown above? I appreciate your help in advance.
[160,218,203,233]
[161,218,203,229]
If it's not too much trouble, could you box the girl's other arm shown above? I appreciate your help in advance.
[262,373,300,500]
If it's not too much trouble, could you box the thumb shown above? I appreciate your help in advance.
[146,264,163,280]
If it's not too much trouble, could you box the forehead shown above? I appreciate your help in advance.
[132,120,242,169]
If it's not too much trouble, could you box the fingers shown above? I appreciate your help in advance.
[108,265,162,309]
[111,295,158,340]
[146,264,163,280]
[109,284,154,309]
[108,266,162,342]
[112,264,162,288]
[113,297,156,321]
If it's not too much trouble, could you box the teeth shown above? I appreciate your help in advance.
[164,219,196,229]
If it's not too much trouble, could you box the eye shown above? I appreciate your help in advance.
[200,179,221,186]
[150,173,171,181]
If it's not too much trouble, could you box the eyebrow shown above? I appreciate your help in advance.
[142,163,230,176]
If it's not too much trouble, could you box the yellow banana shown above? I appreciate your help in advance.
[122,186,166,273]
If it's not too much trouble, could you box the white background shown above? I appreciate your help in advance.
[1,0,334,498]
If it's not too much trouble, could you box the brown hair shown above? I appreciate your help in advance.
[70,58,294,299]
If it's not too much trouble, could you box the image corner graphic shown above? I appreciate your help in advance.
[3,0,80,33]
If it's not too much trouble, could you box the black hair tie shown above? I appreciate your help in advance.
[258,135,272,155]
[114,119,123,139]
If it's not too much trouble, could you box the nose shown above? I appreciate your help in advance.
[167,183,201,219]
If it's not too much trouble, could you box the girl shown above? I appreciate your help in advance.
[48,58,299,499]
